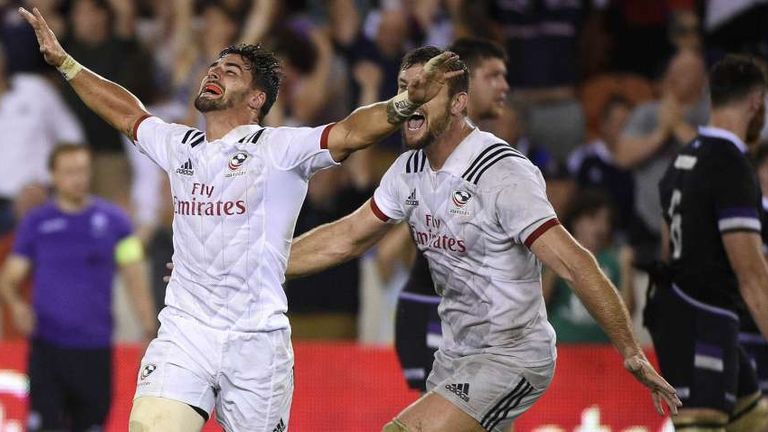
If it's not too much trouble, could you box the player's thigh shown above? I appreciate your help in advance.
[727,391,768,432]
[647,285,741,418]
[424,351,553,432]
[129,396,205,432]
[215,329,294,432]
[391,392,486,432]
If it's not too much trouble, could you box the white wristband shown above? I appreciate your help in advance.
[390,91,420,121]
[57,55,83,81]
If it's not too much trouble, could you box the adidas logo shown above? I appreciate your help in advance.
[176,159,194,176]
[445,382,470,402]
[405,188,419,206]
[272,418,286,432]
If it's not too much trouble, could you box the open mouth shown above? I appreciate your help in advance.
[202,83,224,97]
[407,112,426,131]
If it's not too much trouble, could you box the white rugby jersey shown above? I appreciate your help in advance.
[373,128,558,365]
[133,116,338,331]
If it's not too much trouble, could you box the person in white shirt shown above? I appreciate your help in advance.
[21,6,463,432]
[287,46,681,432]
[0,44,83,235]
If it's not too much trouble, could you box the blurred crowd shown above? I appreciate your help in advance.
[0,0,767,343]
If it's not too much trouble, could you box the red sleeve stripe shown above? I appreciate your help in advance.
[132,114,152,142]
[370,198,391,222]
[320,123,336,150]
[524,218,560,248]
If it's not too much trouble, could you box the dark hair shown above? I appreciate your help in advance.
[600,94,632,120]
[400,46,469,97]
[709,55,767,108]
[563,189,615,232]
[48,144,91,171]
[448,37,507,72]
[218,44,282,121]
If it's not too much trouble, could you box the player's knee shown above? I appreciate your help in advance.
[673,408,728,431]
[382,418,411,432]
[726,394,768,432]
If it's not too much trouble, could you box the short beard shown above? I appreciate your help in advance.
[401,102,452,150]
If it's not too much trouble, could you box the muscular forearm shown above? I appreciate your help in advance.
[615,130,669,168]
[569,250,643,358]
[329,98,406,161]
[287,219,359,279]
[67,67,150,138]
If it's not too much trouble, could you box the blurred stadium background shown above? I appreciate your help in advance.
[0,0,767,430]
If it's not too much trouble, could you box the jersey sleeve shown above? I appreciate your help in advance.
[496,166,559,247]
[371,157,407,223]
[266,124,340,178]
[132,116,184,171]
[712,151,762,234]
[12,213,37,260]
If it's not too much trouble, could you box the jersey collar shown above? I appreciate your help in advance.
[218,124,265,144]
[698,126,748,154]
[437,125,483,176]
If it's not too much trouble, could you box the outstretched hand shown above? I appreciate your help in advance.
[19,7,67,67]
[406,51,464,105]
[624,354,682,416]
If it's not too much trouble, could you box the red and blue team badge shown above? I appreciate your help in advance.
[229,152,249,171]
[450,190,472,216]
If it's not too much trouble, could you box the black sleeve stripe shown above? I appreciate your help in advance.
[189,133,205,148]
[462,143,512,178]
[181,129,194,144]
[418,150,427,172]
[464,148,522,183]
[238,133,252,143]
[250,128,265,143]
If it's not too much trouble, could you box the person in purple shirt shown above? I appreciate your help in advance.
[0,144,156,431]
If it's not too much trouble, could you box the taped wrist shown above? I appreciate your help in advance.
[57,55,83,81]
[387,91,420,123]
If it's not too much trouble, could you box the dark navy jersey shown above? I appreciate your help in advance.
[659,127,762,312]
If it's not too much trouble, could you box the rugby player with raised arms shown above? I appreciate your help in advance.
[20,6,463,432]
[288,45,681,432]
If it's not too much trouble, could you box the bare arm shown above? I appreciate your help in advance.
[614,128,669,168]
[723,232,768,339]
[20,7,150,138]
[287,199,394,280]
[531,225,680,415]
[239,0,279,45]
[326,52,463,162]
[118,261,157,341]
[0,255,34,336]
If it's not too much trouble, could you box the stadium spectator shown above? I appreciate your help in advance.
[60,0,154,209]
[0,144,156,431]
[568,95,635,237]
[650,54,768,431]
[615,49,708,265]
[460,0,600,161]
[0,42,83,237]
[543,190,635,343]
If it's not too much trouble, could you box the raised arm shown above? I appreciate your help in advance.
[287,199,394,279]
[325,52,463,162]
[530,225,681,415]
[20,7,150,139]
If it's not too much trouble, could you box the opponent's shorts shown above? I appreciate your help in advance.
[739,332,768,394]
[135,309,294,432]
[394,291,441,392]
[426,350,554,432]
[646,284,759,413]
